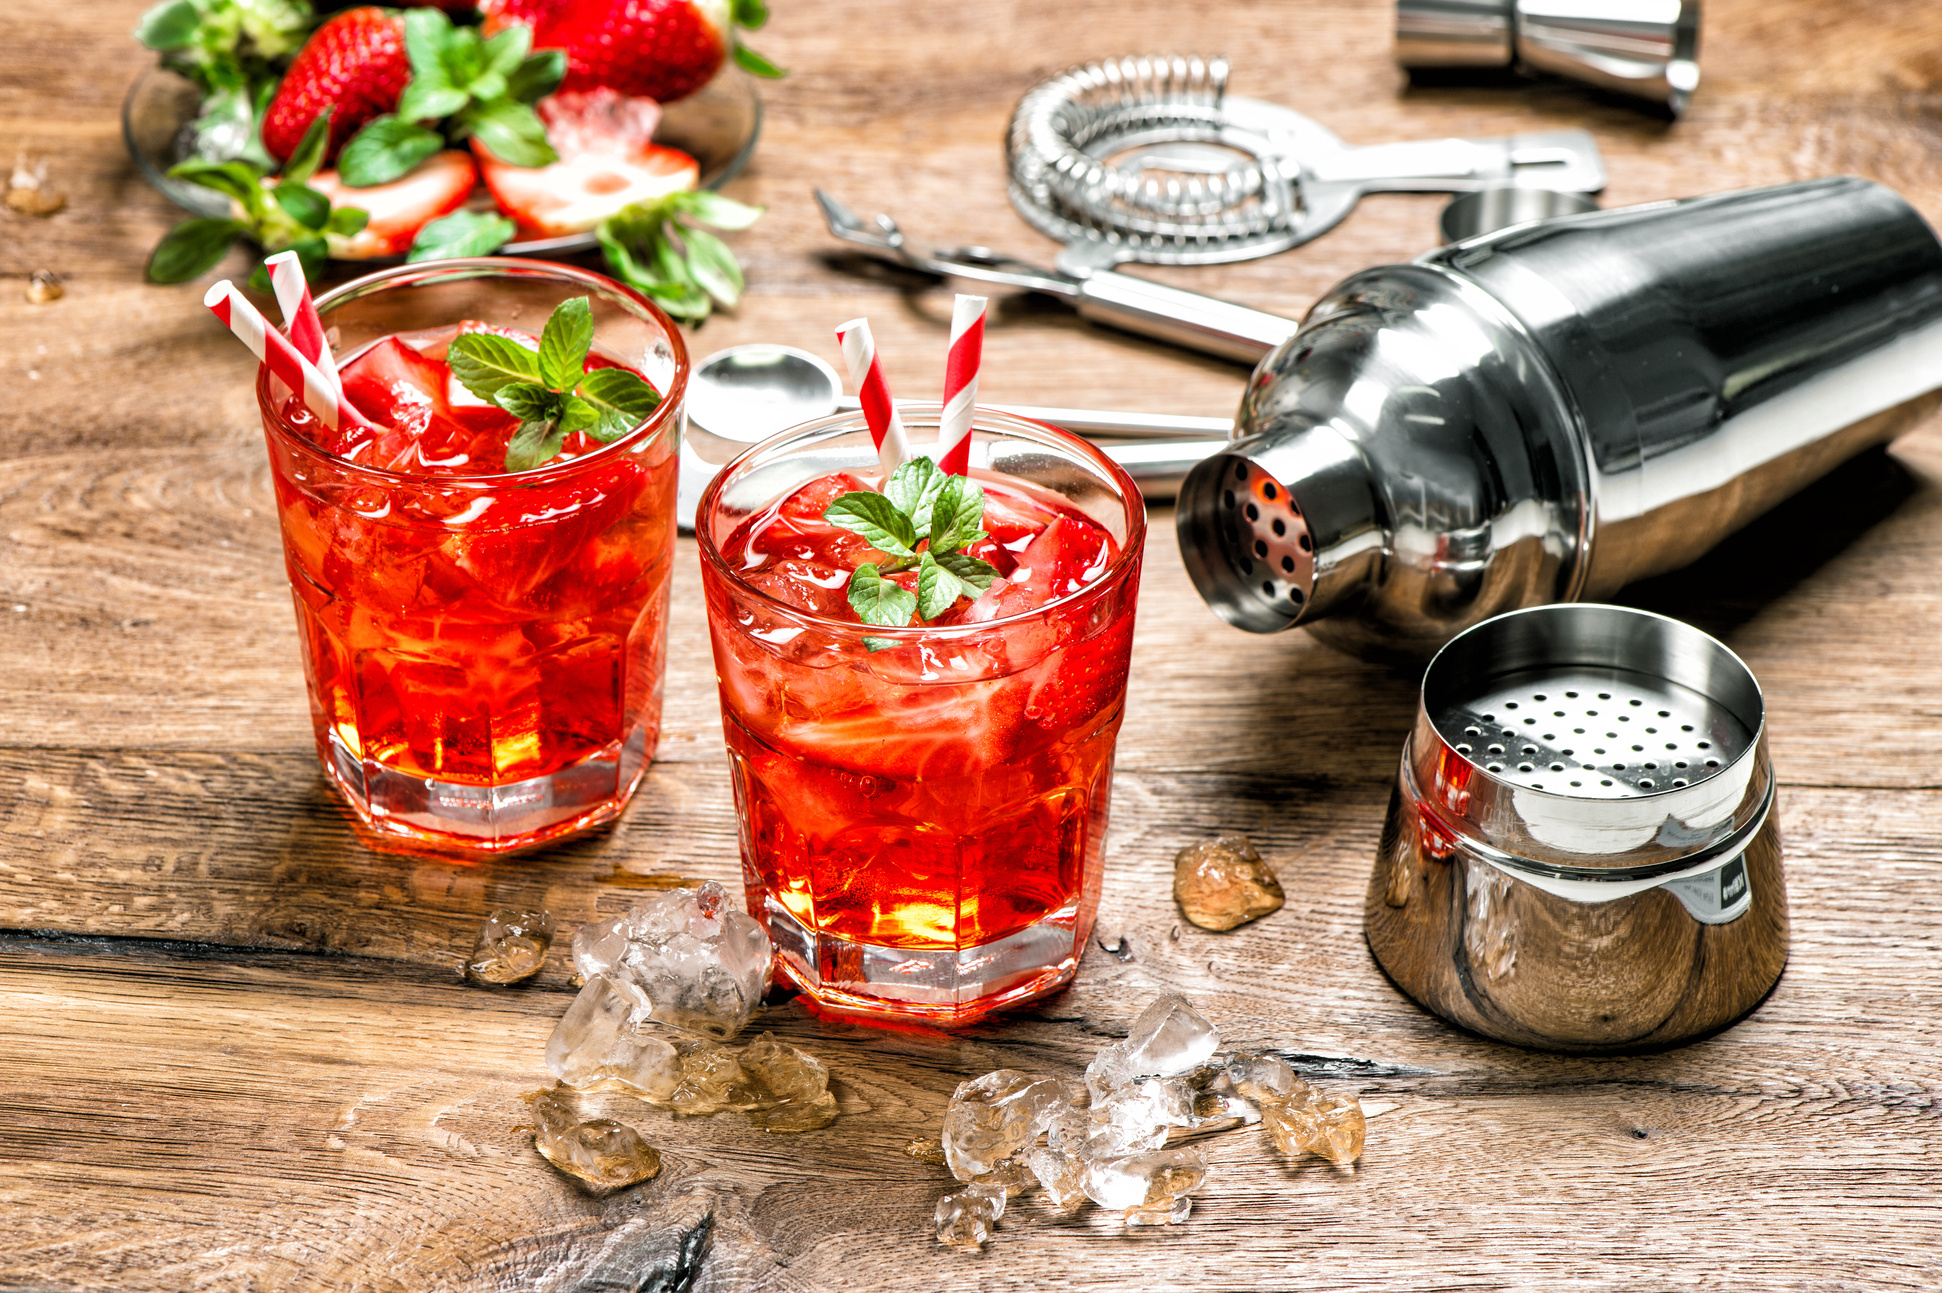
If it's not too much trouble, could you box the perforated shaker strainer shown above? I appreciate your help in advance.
[1366,603,1789,1053]
[1006,54,1605,268]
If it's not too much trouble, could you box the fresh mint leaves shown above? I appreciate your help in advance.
[445,296,662,473]
[146,110,369,284]
[822,457,1001,642]
[597,190,766,324]
[337,8,563,188]
[407,209,515,262]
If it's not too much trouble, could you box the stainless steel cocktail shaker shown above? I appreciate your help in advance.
[1177,177,1942,661]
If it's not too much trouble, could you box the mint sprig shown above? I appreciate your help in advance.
[445,296,662,472]
[821,457,1001,644]
[727,0,785,78]
[147,110,369,284]
[337,8,563,188]
[597,190,766,324]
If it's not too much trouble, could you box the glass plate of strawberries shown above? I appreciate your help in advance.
[126,0,773,319]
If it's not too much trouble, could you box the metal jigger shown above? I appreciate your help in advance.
[1397,0,1702,115]
[1175,177,1942,661]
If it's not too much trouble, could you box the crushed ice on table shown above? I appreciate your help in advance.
[547,975,682,1098]
[1085,993,1221,1097]
[739,1032,839,1132]
[466,908,555,985]
[1082,1148,1208,1225]
[942,1070,1073,1182]
[541,887,838,1139]
[571,881,772,1039]
[1259,1081,1366,1166]
[526,1087,662,1193]
[935,1181,1008,1252]
[925,991,1371,1249]
[1173,834,1285,932]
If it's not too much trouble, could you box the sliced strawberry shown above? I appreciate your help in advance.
[309,151,479,258]
[260,8,409,164]
[473,91,698,238]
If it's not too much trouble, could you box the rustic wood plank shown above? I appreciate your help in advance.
[6,0,1942,1285]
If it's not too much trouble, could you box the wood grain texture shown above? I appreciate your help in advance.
[5,0,1942,1287]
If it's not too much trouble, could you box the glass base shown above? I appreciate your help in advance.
[758,894,1087,1026]
[321,723,651,857]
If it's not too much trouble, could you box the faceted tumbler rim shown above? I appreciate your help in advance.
[257,257,690,490]
[695,404,1148,642]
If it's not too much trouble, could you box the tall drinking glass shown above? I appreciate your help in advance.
[697,407,1145,1023]
[256,260,687,856]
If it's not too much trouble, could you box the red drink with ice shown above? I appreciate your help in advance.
[255,261,686,855]
[698,408,1144,1023]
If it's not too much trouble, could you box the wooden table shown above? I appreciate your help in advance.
[6,0,1942,1287]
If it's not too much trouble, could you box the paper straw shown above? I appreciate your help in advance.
[937,293,986,476]
[204,280,371,433]
[835,317,909,479]
[263,250,342,395]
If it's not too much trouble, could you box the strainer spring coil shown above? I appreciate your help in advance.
[1007,55,1303,257]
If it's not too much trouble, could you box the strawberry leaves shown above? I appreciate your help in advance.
[445,296,663,472]
[820,456,1001,642]
[338,8,562,188]
[597,190,766,324]
[146,110,368,284]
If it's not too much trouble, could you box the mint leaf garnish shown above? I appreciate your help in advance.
[505,418,567,473]
[916,552,966,621]
[492,382,562,423]
[819,455,1004,630]
[576,366,662,442]
[927,475,987,554]
[446,332,540,397]
[847,564,918,629]
[538,296,594,391]
[933,548,999,593]
[444,297,660,471]
[884,457,947,534]
[824,492,917,558]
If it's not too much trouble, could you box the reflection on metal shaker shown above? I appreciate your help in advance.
[1369,603,1787,1053]
[1176,177,1942,661]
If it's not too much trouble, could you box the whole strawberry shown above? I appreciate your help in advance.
[260,8,410,163]
[486,0,782,104]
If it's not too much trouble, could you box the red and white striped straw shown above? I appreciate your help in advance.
[204,280,372,433]
[263,250,342,395]
[835,317,909,479]
[937,293,987,476]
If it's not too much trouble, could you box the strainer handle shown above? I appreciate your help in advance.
[1069,270,1298,364]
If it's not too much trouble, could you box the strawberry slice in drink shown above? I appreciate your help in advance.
[336,334,518,471]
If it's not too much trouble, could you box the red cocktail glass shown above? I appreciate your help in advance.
[256,259,686,856]
[697,407,1145,1023]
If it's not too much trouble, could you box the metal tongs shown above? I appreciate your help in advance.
[815,190,1299,364]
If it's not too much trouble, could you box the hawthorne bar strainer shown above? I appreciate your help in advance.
[815,56,1603,364]
[1006,54,1603,268]
[1367,603,1787,1052]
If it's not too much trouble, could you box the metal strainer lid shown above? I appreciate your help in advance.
[1405,604,1771,875]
